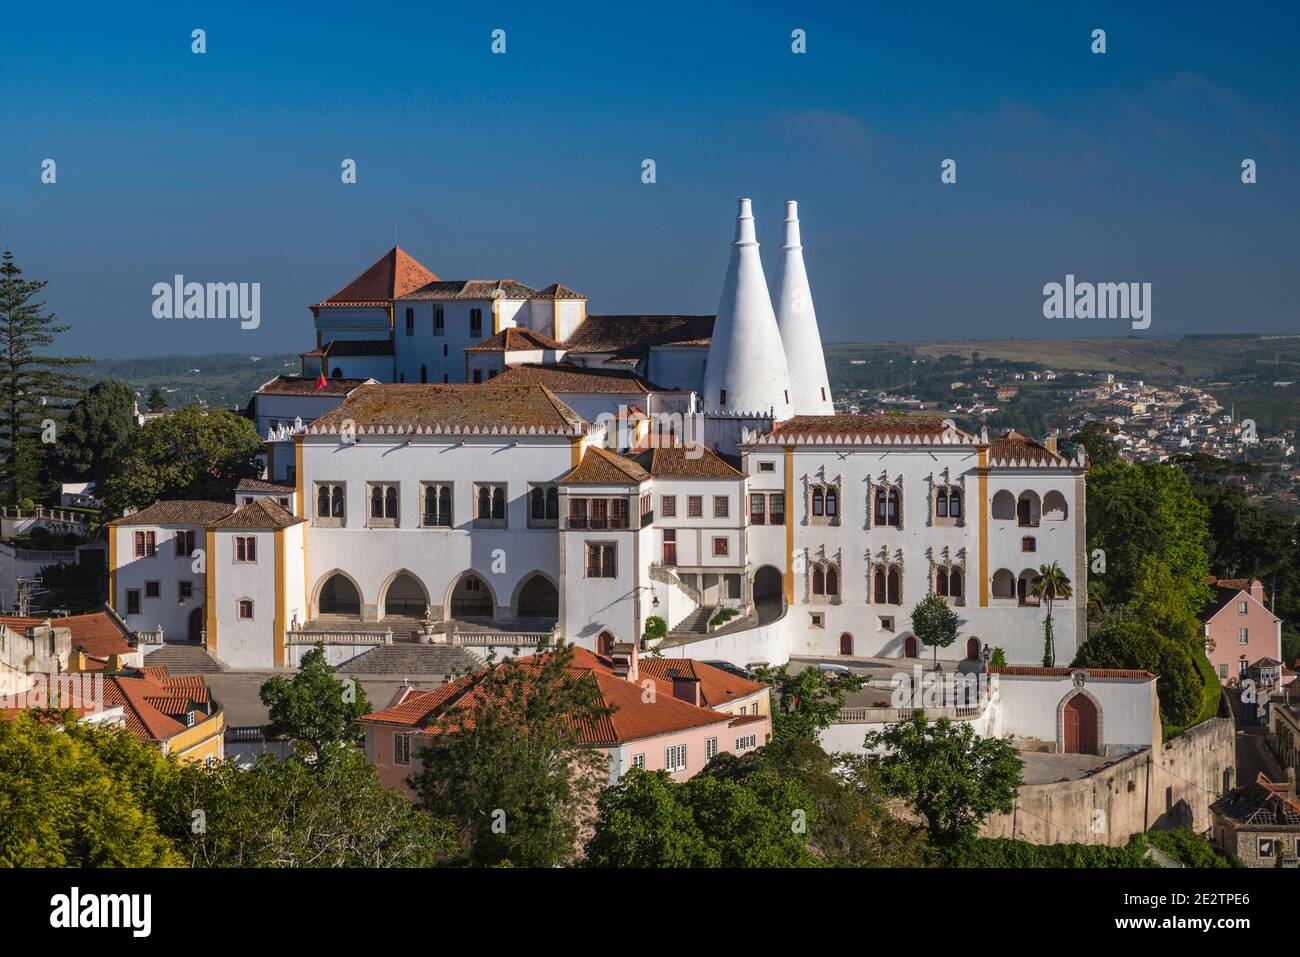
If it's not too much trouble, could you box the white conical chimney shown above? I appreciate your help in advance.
[702,199,793,418]
[774,201,834,414]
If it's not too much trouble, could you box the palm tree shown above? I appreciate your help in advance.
[1031,562,1073,667]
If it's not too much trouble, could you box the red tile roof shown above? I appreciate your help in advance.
[107,500,235,527]
[309,383,587,435]
[463,329,562,353]
[364,646,755,746]
[313,247,438,308]
[102,667,214,741]
[631,446,744,480]
[209,497,305,530]
[563,315,714,358]
[257,374,370,396]
[987,430,1070,467]
[559,446,651,485]
[399,279,537,301]
[634,656,766,707]
[490,363,665,393]
[59,612,135,663]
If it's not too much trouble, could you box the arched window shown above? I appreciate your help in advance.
[874,487,900,527]
[887,568,901,605]
[873,568,887,604]
[331,367,343,379]
[331,486,344,517]
[839,633,854,656]
[478,485,491,517]
[385,486,398,518]
[825,488,838,518]
[317,485,330,517]
[812,488,824,516]
[949,490,962,519]
[826,566,839,596]
[950,568,963,598]
[491,486,506,519]
[812,565,825,595]
[420,364,428,383]
[936,568,950,597]
[546,487,558,520]
[238,598,254,620]
[530,487,546,520]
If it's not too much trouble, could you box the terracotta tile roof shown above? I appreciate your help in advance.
[208,497,305,530]
[635,657,766,707]
[102,667,214,741]
[991,666,1156,680]
[309,384,587,435]
[728,713,768,728]
[107,500,235,527]
[463,328,563,353]
[300,341,393,358]
[490,363,666,393]
[313,247,439,308]
[1213,773,1300,828]
[559,445,651,485]
[530,283,587,300]
[59,612,135,662]
[257,373,370,396]
[236,478,296,493]
[986,430,1071,467]
[751,415,975,447]
[631,446,744,480]
[563,315,714,358]
[399,279,537,301]
[364,648,735,746]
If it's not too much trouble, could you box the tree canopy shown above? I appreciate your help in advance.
[910,593,959,667]
[51,378,137,487]
[259,643,372,765]
[751,663,867,741]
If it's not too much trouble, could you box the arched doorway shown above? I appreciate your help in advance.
[753,565,783,624]
[903,635,918,658]
[318,573,362,617]
[966,637,981,660]
[516,574,559,618]
[382,571,427,619]
[449,573,494,618]
[598,631,615,656]
[187,606,204,643]
[839,633,854,656]
[1061,692,1099,755]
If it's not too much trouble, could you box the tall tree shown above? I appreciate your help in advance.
[259,643,372,766]
[1068,421,1119,468]
[1030,562,1073,667]
[52,378,137,486]
[410,640,614,867]
[910,593,960,667]
[146,387,166,413]
[864,712,1022,847]
[751,663,867,741]
[0,250,89,505]
[99,404,262,516]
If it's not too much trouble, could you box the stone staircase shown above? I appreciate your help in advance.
[143,643,225,674]
[664,606,712,643]
[338,643,483,676]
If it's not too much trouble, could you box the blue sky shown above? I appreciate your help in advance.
[2,1,1297,356]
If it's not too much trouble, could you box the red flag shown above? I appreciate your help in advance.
[314,372,327,392]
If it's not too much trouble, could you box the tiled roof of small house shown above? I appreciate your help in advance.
[208,497,305,530]
[463,328,563,353]
[558,446,651,485]
[490,363,665,393]
[399,279,538,301]
[562,315,715,358]
[631,446,744,480]
[257,373,371,395]
[313,247,438,308]
[107,501,235,527]
[308,384,587,435]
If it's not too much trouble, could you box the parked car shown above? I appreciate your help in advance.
[703,660,752,679]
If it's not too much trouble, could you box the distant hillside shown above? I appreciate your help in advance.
[83,353,303,411]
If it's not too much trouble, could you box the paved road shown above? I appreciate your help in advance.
[1226,686,1283,786]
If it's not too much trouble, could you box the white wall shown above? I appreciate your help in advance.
[111,524,206,640]
[989,673,1158,754]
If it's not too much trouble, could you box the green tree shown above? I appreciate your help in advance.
[146,387,166,413]
[100,404,262,516]
[0,711,181,866]
[411,640,613,867]
[1068,421,1119,468]
[159,750,456,867]
[1030,562,1073,667]
[585,766,819,868]
[1071,619,1203,727]
[0,250,90,505]
[751,663,867,741]
[864,712,1022,846]
[910,593,959,667]
[1086,462,1211,611]
[52,378,137,487]
[259,643,371,765]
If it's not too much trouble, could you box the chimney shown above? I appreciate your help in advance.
[773,200,834,415]
[1250,579,1266,602]
[610,641,638,683]
[701,199,792,419]
[670,670,701,707]
[1043,433,1058,454]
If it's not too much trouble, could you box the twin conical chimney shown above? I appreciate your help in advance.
[774,201,834,414]
[701,199,793,418]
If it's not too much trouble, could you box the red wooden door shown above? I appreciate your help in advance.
[1063,694,1098,754]
[904,636,918,657]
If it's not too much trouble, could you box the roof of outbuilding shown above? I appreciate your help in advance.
[208,497,305,530]
[463,328,563,352]
[256,374,370,396]
[991,666,1157,680]
[107,501,235,527]
[631,445,744,480]
[987,430,1071,467]
[559,446,651,485]
[308,384,587,435]
[102,667,215,741]
[562,315,715,358]
[530,283,587,300]
[399,279,538,301]
[490,363,667,393]
[235,478,296,493]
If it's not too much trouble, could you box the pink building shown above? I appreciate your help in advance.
[362,644,771,797]
[1201,578,1283,684]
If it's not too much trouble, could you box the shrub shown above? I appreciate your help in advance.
[1131,828,1240,868]
[945,837,1156,868]
[709,607,739,628]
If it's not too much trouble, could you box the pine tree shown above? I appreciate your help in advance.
[0,250,88,505]
[146,387,166,413]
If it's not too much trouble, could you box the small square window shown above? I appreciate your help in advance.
[713,496,729,518]
[688,496,703,518]
[144,580,161,599]
[631,753,645,770]
[758,461,776,473]
[712,537,729,558]
[1237,600,1249,615]
[810,613,824,629]
[661,495,676,518]
[394,733,411,766]
[1258,837,1275,858]
[879,616,895,632]
[238,599,254,620]
[179,580,193,601]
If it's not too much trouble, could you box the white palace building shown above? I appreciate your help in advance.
[107,199,1088,673]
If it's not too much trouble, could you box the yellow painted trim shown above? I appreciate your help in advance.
[205,529,218,654]
[978,447,989,607]
[571,436,583,468]
[784,445,795,604]
[551,300,560,339]
[107,530,117,611]
[294,436,304,519]
[492,300,501,336]
[274,527,286,668]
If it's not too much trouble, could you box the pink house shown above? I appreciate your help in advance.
[362,643,772,797]
[1201,578,1283,684]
